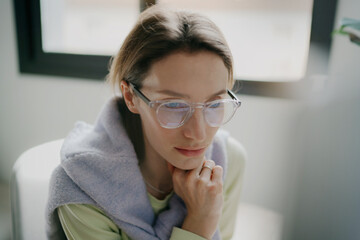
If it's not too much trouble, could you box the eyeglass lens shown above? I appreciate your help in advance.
[156,100,237,128]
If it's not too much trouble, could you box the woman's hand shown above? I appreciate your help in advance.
[168,159,223,239]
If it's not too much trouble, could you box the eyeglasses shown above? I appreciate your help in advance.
[129,82,241,129]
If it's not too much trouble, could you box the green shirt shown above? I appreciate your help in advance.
[57,136,246,240]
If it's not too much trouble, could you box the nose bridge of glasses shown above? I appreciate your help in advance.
[188,104,207,123]
[191,102,206,109]
[188,103,206,121]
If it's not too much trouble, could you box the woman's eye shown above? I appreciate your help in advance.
[165,102,185,108]
[209,102,221,108]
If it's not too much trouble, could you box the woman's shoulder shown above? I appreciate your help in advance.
[226,136,247,166]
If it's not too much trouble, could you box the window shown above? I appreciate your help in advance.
[14,0,337,97]
[40,0,139,55]
[159,0,314,82]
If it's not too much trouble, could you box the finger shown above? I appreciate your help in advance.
[211,165,223,183]
[199,160,215,180]
[184,156,204,178]
[171,165,188,185]
[172,166,185,179]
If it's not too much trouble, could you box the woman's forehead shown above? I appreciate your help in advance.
[141,51,228,100]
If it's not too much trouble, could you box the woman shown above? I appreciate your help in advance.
[46,4,246,240]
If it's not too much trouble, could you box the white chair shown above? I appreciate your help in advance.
[11,139,63,240]
[11,139,283,240]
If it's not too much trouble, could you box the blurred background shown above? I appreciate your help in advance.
[1,0,359,239]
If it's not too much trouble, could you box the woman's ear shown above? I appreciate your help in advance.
[120,81,140,114]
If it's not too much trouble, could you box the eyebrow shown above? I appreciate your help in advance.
[156,89,227,99]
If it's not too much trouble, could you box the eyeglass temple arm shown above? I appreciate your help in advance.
[129,82,152,105]
[227,89,241,103]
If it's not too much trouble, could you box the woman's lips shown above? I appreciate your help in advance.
[175,147,206,157]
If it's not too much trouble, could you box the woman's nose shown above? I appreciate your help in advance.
[182,109,207,141]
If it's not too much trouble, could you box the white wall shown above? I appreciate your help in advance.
[223,95,302,210]
[0,0,315,233]
[0,0,112,180]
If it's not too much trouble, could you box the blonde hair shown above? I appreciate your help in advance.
[106,5,234,160]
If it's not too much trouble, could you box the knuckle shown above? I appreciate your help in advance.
[212,180,223,192]
[196,177,208,188]
[198,177,207,185]
[208,184,217,193]
[208,184,222,195]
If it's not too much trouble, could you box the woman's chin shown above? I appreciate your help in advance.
[173,156,204,170]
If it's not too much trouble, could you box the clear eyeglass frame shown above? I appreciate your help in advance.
[129,82,241,129]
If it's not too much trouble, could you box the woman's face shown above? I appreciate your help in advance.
[133,51,229,170]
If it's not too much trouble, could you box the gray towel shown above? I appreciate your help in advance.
[46,97,228,240]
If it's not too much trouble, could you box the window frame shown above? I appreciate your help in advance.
[13,0,338,97]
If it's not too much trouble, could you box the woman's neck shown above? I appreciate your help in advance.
[140,160,173,200]
[140,140,173,200]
